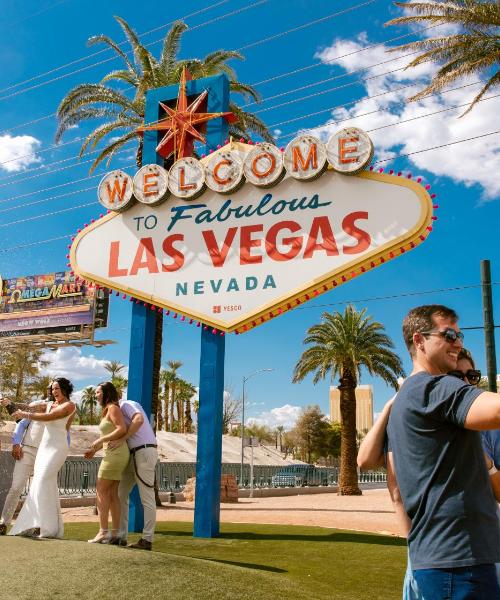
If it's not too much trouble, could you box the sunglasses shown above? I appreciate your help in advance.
[421,328,464,344]
[448,369,481,385]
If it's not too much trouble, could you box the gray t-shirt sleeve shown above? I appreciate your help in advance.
[482,431,494,462]
[428,376,484,427]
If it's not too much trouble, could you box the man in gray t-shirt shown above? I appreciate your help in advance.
[388,305,500,598]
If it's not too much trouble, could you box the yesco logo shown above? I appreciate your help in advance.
[97,128,373,211]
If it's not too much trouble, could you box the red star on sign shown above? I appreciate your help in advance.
[137,68,237,160]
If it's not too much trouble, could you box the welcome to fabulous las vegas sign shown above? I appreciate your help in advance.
[70,127,434,333]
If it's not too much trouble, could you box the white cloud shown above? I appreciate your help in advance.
[40,347,110,382]
[0,134,42,172]
[248,403,302,429]
[310,33,500,199]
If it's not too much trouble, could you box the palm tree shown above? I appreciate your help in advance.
[81,386,98,425]
[292,305,404,495]
[385,1,500,115]
[104,360,126,380]
[159,367,175,431]
[276,425,285,452]
[111,375,128,398]
[166,360,183,432]
[55,17,273,172]
[30,375,53,400]
[177,378,197,433]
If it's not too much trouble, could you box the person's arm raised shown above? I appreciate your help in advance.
[13,401,75,422]
[357,397,394,469]
[464,392,500,430]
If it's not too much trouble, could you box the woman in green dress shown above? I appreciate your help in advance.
[85,381,129,544]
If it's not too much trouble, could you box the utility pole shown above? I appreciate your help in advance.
[481,260,497,392]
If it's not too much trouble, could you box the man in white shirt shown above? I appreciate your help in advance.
[109,398,158,550]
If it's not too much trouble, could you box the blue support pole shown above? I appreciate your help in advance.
[126,302,156,532]
[128,73,230,536]
[194,328,226,537]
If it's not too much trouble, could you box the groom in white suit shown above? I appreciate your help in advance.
[0,404,46,535]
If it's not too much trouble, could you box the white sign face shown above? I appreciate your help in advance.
[97,170,134,212]
[133,164,169,206]
[72,171,432,333]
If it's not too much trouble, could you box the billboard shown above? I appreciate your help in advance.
[0,271,109,340]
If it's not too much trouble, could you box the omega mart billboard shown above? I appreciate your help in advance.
[0,271,108,338]
[71,129,433,333]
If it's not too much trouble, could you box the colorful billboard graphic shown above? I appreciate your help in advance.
[0,271,109,338]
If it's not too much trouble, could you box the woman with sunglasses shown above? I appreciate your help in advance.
[357,347,484,600]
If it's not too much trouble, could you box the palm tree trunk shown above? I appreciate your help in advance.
[163,384,169,431]
[338,370,362,496]
[169,385,175,432]
[184,399,192,433]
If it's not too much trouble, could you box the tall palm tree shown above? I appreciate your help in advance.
[159,367,175,431]
[55,17,273,172]
[104,360,126,380]
[385,1,500,115]
[81,386,98,425]
[166,360,183,432]
[292,305,404,495]
[177,378,196,433]
[276,425,285,452]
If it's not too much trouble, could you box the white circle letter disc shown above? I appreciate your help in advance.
[97,170,134,212]
[205,150,244,194]
[243,143,284,187]
[168,157,205,199]
[327,127,374,174]
[283,135,327,181]
[133,164,169,206]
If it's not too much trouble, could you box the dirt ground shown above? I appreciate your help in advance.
[62,487,402,537]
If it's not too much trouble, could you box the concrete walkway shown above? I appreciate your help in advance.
[63,487,401,537]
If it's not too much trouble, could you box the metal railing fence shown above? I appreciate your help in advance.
[22,458,386,496]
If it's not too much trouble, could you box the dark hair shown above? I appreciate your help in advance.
[402,305,459,356]
[51,377,74,399]
[97,381,119,407]
[457,348,476,370]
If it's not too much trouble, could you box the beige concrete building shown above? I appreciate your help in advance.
[329,384,374,433]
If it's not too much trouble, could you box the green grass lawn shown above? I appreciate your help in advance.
[0,523,407,600]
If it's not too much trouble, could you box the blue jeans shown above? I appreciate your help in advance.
[413,565,500,600]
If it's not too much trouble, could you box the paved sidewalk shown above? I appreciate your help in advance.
[62,487,401,536]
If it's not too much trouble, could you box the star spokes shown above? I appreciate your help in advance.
[137,68,237,160]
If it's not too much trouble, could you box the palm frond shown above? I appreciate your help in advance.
[87,33,138,74]
[160,21,188,74]
[89,130,138,173]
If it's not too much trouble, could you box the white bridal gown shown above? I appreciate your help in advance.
[9,413,71,538]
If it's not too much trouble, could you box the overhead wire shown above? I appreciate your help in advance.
[0,50,424,186]
[0,0,233,98]
[0,8,433,137]
[0,128,498,230]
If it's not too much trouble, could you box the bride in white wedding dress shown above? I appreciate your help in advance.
[8,378,75,539]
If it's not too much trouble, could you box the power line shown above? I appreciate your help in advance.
[0,15,436,137]
[295,283,500,310]
[0,0,231,97]
[0,0,270,103]
[271,80,485,137]
[0,50,422,186]
[0,129,498,230]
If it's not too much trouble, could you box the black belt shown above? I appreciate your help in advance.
[130,444,157,454]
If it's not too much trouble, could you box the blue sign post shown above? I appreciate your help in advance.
[127,74,230,537]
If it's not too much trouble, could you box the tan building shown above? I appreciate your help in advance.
[329,384,374,433]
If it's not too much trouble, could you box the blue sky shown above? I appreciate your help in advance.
[0,0,499,427]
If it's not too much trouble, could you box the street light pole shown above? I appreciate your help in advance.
[240,368,274,487]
